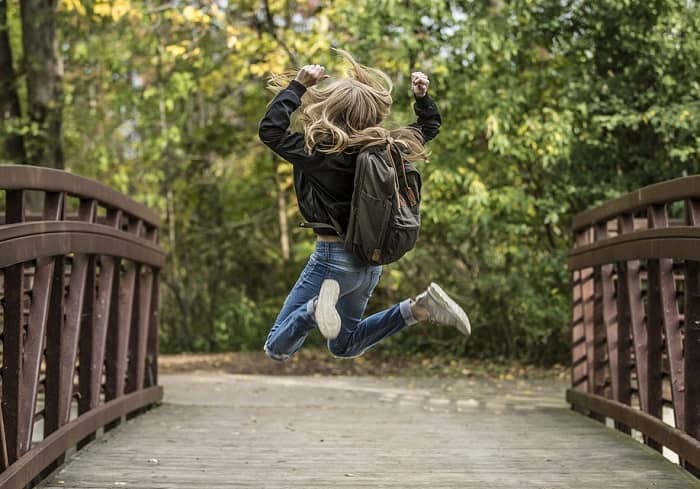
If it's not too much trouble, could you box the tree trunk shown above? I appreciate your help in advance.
[0,0,26,164]
[274,161,291,262]
[19,0,63,169]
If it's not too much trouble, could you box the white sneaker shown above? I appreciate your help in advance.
[315,279,341,340]
[415,282,471,336]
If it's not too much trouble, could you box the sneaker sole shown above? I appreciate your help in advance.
[316,279,341,340]
[428,283,471,336]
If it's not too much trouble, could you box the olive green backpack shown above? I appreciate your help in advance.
[306,142,422,265]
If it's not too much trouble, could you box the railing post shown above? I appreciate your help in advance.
[78,208,122,448]
[684,199,700,476]
[571,231,587,391]
[613,214,639,435]
[647,204,684,428]
[2,190,24,465]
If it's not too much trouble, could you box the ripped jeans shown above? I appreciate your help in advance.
[264,241,417,361]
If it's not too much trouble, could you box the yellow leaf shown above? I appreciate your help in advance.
[61,0,86,15]
[166,44,187,57]
[182,6,211,24]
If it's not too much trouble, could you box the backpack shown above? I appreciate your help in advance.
[304,140,422,265]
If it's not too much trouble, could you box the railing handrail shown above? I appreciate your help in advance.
[0,166,163,489]
[0,221,165,268]
[572,174,700,231]
[0,165,160,227]
[567,226,700,269]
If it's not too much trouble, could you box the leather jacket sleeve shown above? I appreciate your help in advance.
[409,94,441,143]
[258,80,322,169]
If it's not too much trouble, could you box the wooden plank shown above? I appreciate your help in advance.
[684,199,700,476]
[650,206,685,426]
[642,205,669,452]
[145,269,160,388]
[19,192,64,455]
[593,222,614,401]
[578,227,597,398]
[81,210,122,413]
[105,219,143,417]
[40,374,700,489]
[127,268,153,392]
[2,190,24,464]
[0,387,162,489]
[571,231,587,390]
[612,214,636,433]
[567,388,700,468]
[58,253,90,423]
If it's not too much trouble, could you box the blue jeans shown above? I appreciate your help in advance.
[264,242,417,361]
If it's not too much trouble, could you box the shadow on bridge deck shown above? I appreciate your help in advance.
[39,373,700,489]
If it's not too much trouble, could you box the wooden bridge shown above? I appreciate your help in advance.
[0,165,699,488]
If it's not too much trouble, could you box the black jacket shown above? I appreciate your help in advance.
[258,79,441,235]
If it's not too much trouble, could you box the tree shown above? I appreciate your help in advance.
[0,0,63,168]
[0,0,25,164]
[20,0,63,168]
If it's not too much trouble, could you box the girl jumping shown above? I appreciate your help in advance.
[259,50,470,361]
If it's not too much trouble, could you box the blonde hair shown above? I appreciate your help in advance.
[268,49,428,162]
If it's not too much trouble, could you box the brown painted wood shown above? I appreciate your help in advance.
[573,174,700,231]
[105,220,144,407]
[2,190,24,464]
[19,192,65,456]
[59,254,91,423]
[145,270,160,388]
[684,199,700,476]
[127,268,153,392]
[593,222,619,397]
[0,165,160,226]
[0,221,165,268]
[79,209,121,446]
[642,205,668,452]
[611,214,635,434]
[0,411,8,471]
[41,252,65,477]
[0,167,164,488]
[0,387,162,489]
[648,205,684,431]
[567,388,700,468]
[567,226,700,269]
[647,205,684,430]
[579,227,596,397]
[572,231,588,390]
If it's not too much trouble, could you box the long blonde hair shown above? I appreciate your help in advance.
[268,50,428,162]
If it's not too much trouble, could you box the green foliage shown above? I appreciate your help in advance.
[3,0,697,362]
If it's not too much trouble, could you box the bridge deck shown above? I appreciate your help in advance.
[40,373,699,488]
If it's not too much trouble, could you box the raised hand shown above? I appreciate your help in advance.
[295,64,329,88]
[411,71,430,98]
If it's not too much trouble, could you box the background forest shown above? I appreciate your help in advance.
[1,0,699,363]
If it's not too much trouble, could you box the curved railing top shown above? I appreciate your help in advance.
[0,165,160,227]
[572,175,700,232]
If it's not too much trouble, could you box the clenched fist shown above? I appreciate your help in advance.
[295,64,329,88]
[411,71,430,98]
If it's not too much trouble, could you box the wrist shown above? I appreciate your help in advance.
[288,79,307,97]
[414,93,434,109]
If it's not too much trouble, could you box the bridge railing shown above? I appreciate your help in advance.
[0,165,165,488]
[567,175,700,475]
